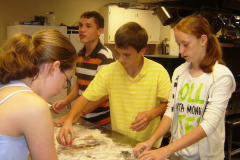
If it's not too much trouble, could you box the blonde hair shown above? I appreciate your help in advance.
[0,29,77,84]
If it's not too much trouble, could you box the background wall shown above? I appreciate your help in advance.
[0,0,183,105]
[0,0,138,45]
[0,0,177,55]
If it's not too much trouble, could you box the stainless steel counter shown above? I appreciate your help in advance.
[52,109,186,160]
[51,108,140,148]
[27,108,185,160]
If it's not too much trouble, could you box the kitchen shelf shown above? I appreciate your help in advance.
[220,43,240,48]
[144,54,180,58]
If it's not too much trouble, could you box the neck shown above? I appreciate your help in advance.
[190,63,200,71]
[21,77,41,96]
[125,57,144,78]
[21,78,32,89]
[84,38,99,57]
[189,63,204,78]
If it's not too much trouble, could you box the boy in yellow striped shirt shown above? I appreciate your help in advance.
[56,22,171,148]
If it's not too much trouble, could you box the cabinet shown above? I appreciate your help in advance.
[101,6,160,44]
[101,6,124,43]
[148,10,160,43]
[123,9,149,33]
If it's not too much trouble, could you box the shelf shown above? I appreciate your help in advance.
[144,54,180,58]
[220,43,240,48]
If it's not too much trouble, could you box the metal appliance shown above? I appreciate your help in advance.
[138,0,240,36]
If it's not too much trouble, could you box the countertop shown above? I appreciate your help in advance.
[27,108,185,160]
[27,108,140,160]
[51,108,140,148]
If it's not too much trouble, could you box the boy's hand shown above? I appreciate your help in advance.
[52,99,67,114]
[130,111,152,132]
[53,114,81,125]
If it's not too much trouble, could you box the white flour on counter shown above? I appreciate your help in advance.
[54,123,137,160]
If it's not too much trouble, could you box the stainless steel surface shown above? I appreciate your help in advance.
[27,109,140,160]
[222,26,240,39]
[51,108,140,148]
[52,109,186,160]
[154,6,179,27]
[26,108,187,160]
[168,154,187,160]
[139,0,240,41]
[51,109,141,159]
[120,151,131,159]
[138,0,240,15]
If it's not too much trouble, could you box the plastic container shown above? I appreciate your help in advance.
[44,13,49,26]
[48,12,55,26]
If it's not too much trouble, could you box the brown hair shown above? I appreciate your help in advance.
[115,22,148,53]
[174,15,225,73]
[80,11,104,29]
[0,29,77,84]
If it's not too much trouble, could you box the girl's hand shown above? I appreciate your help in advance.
[137,146,171,160]
[133,142,151,158]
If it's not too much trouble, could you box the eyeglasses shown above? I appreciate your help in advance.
[61,70,71,89]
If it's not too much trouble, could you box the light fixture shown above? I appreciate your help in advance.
[154,6,179,27]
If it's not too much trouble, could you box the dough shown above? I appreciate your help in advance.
[53,123,62,127]
[58,143,100,153]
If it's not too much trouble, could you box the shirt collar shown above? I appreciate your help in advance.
[78,39,107,58]
[119,56,148,76]
[140,56,148,75]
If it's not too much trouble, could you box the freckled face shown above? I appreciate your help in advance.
[174,30,206,65]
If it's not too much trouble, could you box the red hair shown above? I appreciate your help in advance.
[174,15,225,73]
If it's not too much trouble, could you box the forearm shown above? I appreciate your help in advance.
[65,95,89,122]
[166,125,207,155]
[148,115,172,145]
[82,95,109,115]
[149,102,168,120]
[64,83,79,105]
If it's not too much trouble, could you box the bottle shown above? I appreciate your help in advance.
[34,15,39,22]
[162,38,170,55]
[44,13,49,26]
[48,12,55,26]
[40,16,44,25]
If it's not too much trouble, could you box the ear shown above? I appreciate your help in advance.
[201,34,208,46]
[49,61,61,76]
[139,47,146,55]
[98,28,103,36]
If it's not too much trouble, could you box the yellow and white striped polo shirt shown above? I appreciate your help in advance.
[83,56,171,147]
